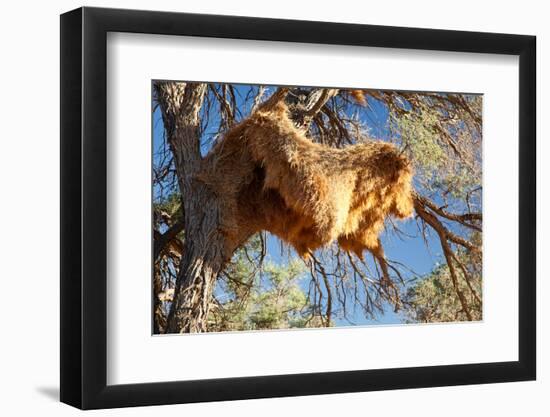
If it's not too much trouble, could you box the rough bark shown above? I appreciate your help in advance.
[153,84,340,333]
[286,88,339,128]
[155,81,231,333]
[165,187,227,333]
[153,267,166,334]
[153,219,185,260]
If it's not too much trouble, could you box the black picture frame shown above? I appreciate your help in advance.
[60,6,536,410]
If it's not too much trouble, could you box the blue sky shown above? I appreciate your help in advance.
[153,83,445,326]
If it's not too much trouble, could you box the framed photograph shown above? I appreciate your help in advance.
[60,6,536,410]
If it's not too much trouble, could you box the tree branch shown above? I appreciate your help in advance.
[413,192,482,231]
[287,88,339,128]
[154,81,207,175]
[154,219,185,260]
[413,199,473,321]
[255,87,289,112]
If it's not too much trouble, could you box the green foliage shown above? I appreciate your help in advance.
[153,192,184,237]
[392,96,482,202]
[248,262,309,329]
[397,110,446,173]
[153,86,484,331]
[404,244,482,323]
[154,192,181,219]
[208,238,320,332]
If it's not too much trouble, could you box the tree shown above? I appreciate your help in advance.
[153,83,482,333]
[208,237,323,331]
[154,83,228,333]
[404,233,482,322]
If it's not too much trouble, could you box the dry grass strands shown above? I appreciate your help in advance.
[198,98,414,261]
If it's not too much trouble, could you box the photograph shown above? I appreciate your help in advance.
[152,82,483,334]
[0,0,542,413]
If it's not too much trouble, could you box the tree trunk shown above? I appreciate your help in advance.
[165,184,227,333]
[155,81,231,333]
[154,84,343,332]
